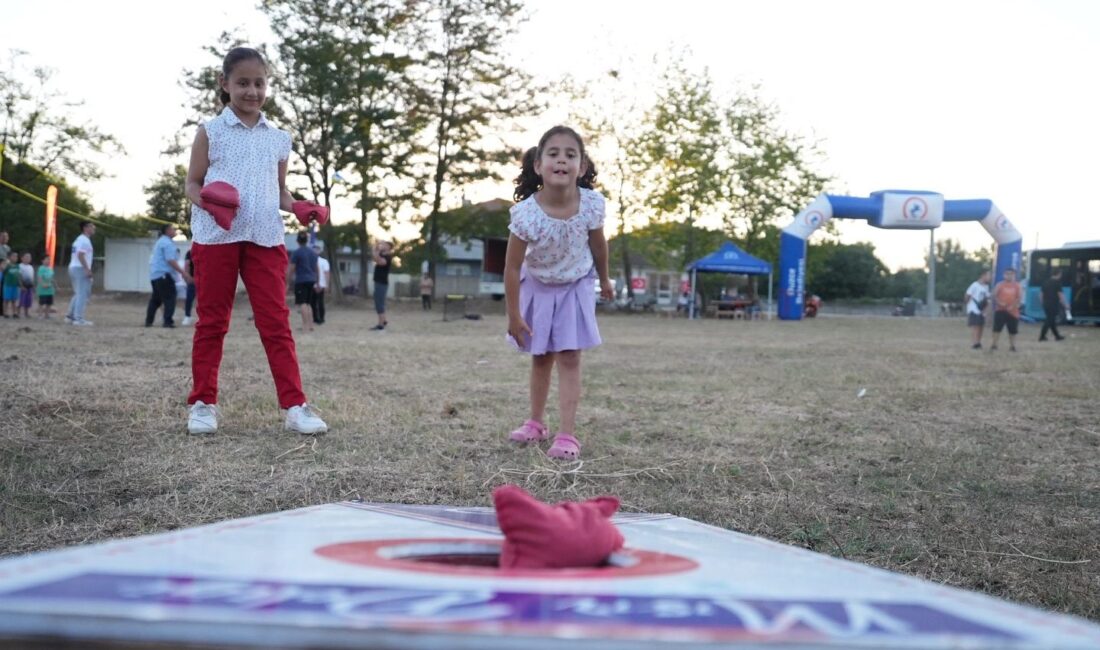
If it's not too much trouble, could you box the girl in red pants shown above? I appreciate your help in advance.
[183,47,327,436]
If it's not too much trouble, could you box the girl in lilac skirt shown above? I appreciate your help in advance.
[504,126,614,460]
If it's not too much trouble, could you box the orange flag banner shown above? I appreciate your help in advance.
[45,185,58,268]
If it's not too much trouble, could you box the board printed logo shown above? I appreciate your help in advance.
[901,197,929,221]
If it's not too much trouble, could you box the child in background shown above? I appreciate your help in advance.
[36,255,56,319]
[18,252,34,318]
[2,253,20,318]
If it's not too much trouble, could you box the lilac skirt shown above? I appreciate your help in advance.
[508,266,602,355]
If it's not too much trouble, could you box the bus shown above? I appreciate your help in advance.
[1021,242,1100,325]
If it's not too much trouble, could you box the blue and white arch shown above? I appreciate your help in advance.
[777,190,1023,320]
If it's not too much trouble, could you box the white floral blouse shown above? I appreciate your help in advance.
[508,188,606,284]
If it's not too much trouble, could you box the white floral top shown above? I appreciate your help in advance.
[191,107,292,247]
[508,188,605,284]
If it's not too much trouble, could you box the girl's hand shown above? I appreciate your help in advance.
[508,315,532,347]
[600,279,614,301]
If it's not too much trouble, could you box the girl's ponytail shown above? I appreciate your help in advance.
[578,155,598,189]
[513,147,541,202]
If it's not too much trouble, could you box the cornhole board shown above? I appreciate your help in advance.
[1,501,1098,649]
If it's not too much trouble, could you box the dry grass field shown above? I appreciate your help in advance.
[1,293,1097,621]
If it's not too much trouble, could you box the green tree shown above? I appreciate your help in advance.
[341,0,426,295]
[568,68,649,298]
[720,87,829,266]
[143,165,190,226]
[806,241,887,300]
[636,59,722,265]
[418,0,540,292]
[934,238,991,302]
[0,51,123,182]
[884,267,928,300]
[262,0,358,302]
[609,221,726,275]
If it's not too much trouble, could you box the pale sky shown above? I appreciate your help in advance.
[3,0,1098,270]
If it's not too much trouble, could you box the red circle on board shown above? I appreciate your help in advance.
[314,538,699,580]
[631,277,647,290]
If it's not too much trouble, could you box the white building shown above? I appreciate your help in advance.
[105,235,408,298]
[104,236,192,293]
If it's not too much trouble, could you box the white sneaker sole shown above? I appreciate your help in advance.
[286,422,328,435]
[188,422,217,435]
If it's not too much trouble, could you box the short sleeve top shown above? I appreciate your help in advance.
[191,107,292,247]
[508,188,605,284]
[149,235,178,279]
[374,253,394,284]
[290,246,318,284]
[69,234,93,270]
[966,281,990,314]
[1041,277,1062,307]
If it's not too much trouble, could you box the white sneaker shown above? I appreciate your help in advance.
[182,316,193,326]
[285,404,328,435]
[188,401,219,435]
[73,319,94,326]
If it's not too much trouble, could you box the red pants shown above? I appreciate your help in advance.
[188,242,306,409]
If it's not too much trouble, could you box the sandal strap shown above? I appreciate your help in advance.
[552,433,580,450]
[523,419,547,433]
[509,419,548,442]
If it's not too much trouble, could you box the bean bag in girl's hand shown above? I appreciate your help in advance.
[292,201,329,227]
[199,182,240,230]
[492,484,624,569]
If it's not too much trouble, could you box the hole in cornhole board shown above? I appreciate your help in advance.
[391,541,631,568]
[315,538,699,579]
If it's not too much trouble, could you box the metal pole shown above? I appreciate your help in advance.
[689,269,696,320]
[768,271,773,320]
[927,228,936,317]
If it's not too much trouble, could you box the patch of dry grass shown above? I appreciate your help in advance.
[1,294,1097,621]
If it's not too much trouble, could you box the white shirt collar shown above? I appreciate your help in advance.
[220,106,270,129]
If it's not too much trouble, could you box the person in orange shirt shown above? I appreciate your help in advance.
[991,268,1023,352]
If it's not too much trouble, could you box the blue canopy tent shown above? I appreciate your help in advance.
[686,242,773,319]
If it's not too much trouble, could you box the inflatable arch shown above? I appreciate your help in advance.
[777,190,1023,320]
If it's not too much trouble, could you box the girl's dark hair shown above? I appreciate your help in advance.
[512,126,598,202]
[220,47,267,105]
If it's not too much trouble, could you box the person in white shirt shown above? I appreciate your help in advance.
[312,245,329,325]
[183,47,326,436]
[965,270,992,350]
[64,221,96,326]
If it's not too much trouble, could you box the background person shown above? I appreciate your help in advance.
[990,268,1022,352]
[1039,268,1068,342]
[965,270,991,349]
[145,224,191,328]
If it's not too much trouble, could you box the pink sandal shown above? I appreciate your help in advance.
[509,419,549,443]
[547,433,581,460]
